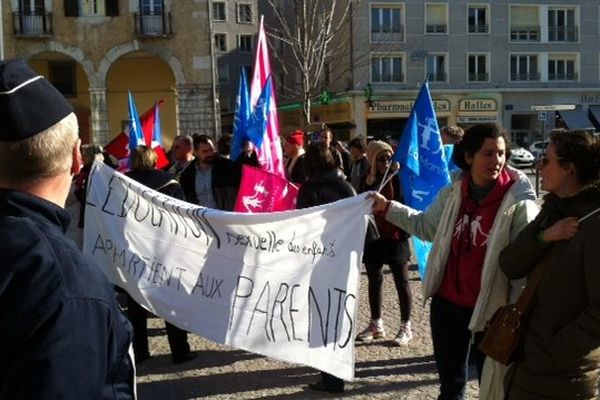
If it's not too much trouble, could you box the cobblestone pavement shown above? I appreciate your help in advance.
[136,266,479,399]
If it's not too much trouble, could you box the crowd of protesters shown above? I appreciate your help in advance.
[2,56,600,400]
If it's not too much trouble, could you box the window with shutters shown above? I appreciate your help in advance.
[16,0,52,35]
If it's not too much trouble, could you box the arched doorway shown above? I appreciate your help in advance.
[106,51,177,148]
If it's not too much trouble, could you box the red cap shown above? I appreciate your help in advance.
[285,130,304,147]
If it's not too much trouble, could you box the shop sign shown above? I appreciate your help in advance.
[369,99,450,114]
[458,98,497,112]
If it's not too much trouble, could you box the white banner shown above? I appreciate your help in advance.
[83,162,370,380]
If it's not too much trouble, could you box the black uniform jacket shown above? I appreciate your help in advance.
[0,189,135,399]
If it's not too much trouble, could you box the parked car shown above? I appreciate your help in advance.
[528,140,549,159]
[509,144,535,168]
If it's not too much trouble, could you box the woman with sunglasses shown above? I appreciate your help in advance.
[499,130,600,400]
[369,124,539,400]
[356,140,414,346]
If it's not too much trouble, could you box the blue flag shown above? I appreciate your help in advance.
[393,82,451,279]
[230,68,251,161]
[246,75,272,150]
[127,91,144,158]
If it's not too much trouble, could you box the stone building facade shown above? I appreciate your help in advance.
[3,0,218,145]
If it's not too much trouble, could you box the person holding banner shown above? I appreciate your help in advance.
[126,146,197,364]
[499,130,600,400]
[369,124,539,400]
[356,140,413,346]
[0,59,135,398]
[296,141,356,394]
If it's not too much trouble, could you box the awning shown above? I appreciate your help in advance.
[588,105,600,131]
[556,109,595,131]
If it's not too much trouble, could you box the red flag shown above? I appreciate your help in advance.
[234,165,299,213]
[249,16,285,178]
[104,100,169,170]
[142,100,169,169]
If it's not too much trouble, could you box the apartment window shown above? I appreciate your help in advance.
[219,95,230,112]
[548,55,577,81]
[425,4,447,34]
[370,5,403,42]
[214,33,227,52]
[141,0,162,14]
[239,34,253,53]
[510,6,539,41]
[548,8,577,42]
[426,54,447,82]
[468,4,488,34]
[64,0,118,16]
[371,54,404,83]
[218,64,229,84]
[213,2,225,21]
[16,0,51,35]
[237,3,252,24]
[49,61,76,97]
[510,54,539,81]
[467,54,489,81]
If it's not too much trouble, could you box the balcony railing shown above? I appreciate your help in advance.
[548,26,578,42]
[510,73,540,81]
[468,24,488,33]
[427,72,447,82]
[510,26,540,41]
[134,12,172,37]
[468,73,489,82]
[426,24,447,33]
[548,72,577,81]
[13,12,52,37]
[371,25,404,42]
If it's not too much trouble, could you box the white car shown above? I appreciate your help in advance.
[528,140,549,159]
[509,144,535,168]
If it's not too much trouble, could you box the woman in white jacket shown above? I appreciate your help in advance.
[369,124,539,400]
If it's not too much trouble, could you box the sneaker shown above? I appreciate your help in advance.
[356,319,386,341]
[393,321,413,346]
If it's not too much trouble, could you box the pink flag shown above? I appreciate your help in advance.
[234,165,299,213]
[249,16,285,178]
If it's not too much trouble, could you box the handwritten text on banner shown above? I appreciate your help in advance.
[83,162,370,380]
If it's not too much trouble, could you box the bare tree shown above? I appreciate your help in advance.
[264,0,354,126]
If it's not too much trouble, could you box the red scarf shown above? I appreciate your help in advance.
[437,169,514,307]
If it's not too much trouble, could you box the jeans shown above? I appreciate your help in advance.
[430,295,485,400]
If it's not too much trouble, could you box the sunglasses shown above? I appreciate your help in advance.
[377,156,391,162]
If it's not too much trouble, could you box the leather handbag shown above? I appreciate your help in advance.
[478,252,551,365]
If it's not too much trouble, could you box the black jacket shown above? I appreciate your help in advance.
[285,153,307,185]
[179,156,240,211]
[0,189,135,399]
[296,169,356,209]
[126,169,184,200]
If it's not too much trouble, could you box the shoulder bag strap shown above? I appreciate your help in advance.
[512,251,552,314]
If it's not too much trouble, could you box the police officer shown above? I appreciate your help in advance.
[0,59,135,399]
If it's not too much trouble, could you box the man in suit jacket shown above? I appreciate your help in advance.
[179,134,239,210]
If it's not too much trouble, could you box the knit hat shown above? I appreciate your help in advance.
[366,140,393,167]
[0,58,73,141]
[285,130,304,147]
